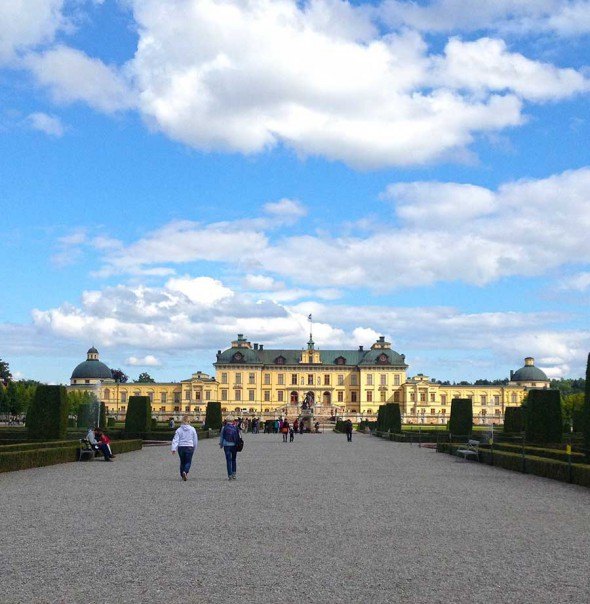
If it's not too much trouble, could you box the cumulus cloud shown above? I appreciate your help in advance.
[25,45,135,113]
[126,355,161,367]
[27,112,65,136]
[0,0,65,64]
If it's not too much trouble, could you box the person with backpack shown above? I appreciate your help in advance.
[219,416,240,480]
[171,415,198,481]
[281,419,289,443]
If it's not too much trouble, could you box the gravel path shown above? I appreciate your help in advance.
[1,432,589,604]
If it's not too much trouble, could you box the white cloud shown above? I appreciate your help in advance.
[165,276,234,306]
[0,0,65,64]
[27,112,65,136]
[243,274,279,291]
[25,45,135,113]
[263,199,307,222]
[126,355,161,367]
[558,272,590,292]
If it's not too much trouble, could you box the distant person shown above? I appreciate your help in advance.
[314,421,320,433]
[281,420,289,443]
[345,419,353,442]
[289,425,294,442]
[219,416,240,480]
[168,418,175,429]
[94,428,114,461]
[299,420,304,435]
[171,415,198,481]
[274,419,279,434]
[85,427,99,451]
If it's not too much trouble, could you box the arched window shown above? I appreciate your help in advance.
[232,352,244,363]
[275,356,286,365]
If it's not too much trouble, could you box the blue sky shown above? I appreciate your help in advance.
[1,0,590,384]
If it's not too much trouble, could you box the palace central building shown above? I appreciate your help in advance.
[69,334,549,424]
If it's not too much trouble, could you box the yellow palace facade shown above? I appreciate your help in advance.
[68,335,549,424]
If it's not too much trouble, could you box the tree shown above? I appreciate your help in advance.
[111,368,128,383]
[525,389,562,444]
[26,385,68,440]
[204,402,222,430]
[67,390,98,416]
[125,396,152,435]
[0,358,12,384]
[449,399,473,436]
[135,372,155,383]
[562,393,584,432]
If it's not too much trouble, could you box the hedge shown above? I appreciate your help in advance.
[525,389,562,444]
[584,353,590,454]
[503,406,524,434]
[205,402,222,430]
[376,403,401,433]
[77,402,100,428]
[125,396,152,435]
[449,398,472,436]
[0,439,142,473]
[26,385,68,440]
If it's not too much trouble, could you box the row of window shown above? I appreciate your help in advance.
[103,390,213,404]
[220,372,403,387]
[408,392,518,404]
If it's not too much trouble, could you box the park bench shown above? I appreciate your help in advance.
[77,438,97,461]
[456,439,480,462]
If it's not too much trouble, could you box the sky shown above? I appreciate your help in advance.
[1,0,590,385]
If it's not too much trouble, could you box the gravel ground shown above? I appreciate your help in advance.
[1,432,589,604]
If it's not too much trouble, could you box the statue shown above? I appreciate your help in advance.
[302,392,313,410]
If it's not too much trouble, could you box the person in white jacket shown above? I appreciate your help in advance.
[171,416,198,481]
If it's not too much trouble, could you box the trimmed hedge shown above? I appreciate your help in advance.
[0,439,142,473]
[205,402,222,430]
[376,403,402,433]
[107,417,115,428]
[26,385,68,440]
[503,406,524,433]
[584,353,590,454]
[125,396,152,435]
[525,389,562,444]
[449,398,472,436]
[77,402,100,428]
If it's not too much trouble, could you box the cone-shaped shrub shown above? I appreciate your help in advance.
[100,402,106,428]
[125,396,152,435]
[26,385,68,440]
[504,406,524,433]
[204,401,222,430]
[376,405,385,431]
[525,389,562,444]
[449,398,472,437]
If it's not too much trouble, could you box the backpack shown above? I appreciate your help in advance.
[223,424,239,444]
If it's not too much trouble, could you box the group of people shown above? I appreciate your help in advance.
[85,426,115,461]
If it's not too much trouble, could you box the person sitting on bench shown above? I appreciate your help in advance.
[84,427,99,452]
[94,428,114,461]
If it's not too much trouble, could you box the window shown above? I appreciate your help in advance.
[248,390,255,401]
[511,393,517,403]
[410,392,415,402]
[264,391,270,402]
[367,391,373,402]
[338,374,344,386]
[441,394,446,405]
[185,406,190,412]
[264,373,271,385]
[393,391,400,402]
[380,391,386,402]
[185,390,191,401]
[148,392,153,402]
[291,374,298,385]
[350,374,357,386]
[480,395,487,405]
[174,392,180,403]
[195,391,201,400]
[221,372,228,384]
[351,392,357,403]
[103,389,110,400]
[278,374,284,385]
[324,374,330,386]
[420,392,426,402]
[495,408,501,415]
[494,395,500,404]
[441,408,446,415]
[276,356,286,365]
[278,391,284,402]
[308,355,313,363]
[205,391,211,400]
[248,373,255,384]
[307,374,314,385]
[221,390,228,401]
[120,406,126,412]
[335,356,346,365]
[160,406,166,413]
[85,380,90,384]
[380,374,386,386]
[337,391,344,402]
[120,392,127,403]
[481,409,487,416]
[394,374,400,386]
[235,390,241,401]
[367,374,373,386]
[235,373,242,384]
[161,392,167,403]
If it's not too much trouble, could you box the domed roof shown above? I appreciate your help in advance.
[512,358,548,382]
[87,346,99,354]
[71,360,113,380]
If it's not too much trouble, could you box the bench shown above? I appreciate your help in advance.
[78,439,97,461]
[456,439,480,462]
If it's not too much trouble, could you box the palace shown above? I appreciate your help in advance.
[68,335,550,424]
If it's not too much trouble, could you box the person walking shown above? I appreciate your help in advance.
[289,425,295,442]
[345,419,353,442]
[281,420,289,443]
[171,415,198,481]
[219,416,240,480]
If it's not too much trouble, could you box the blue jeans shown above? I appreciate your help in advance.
[178,446,195,476]
[223,445,237,477]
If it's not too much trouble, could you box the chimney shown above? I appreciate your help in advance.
[379,336,385,342]
[260,344,264,351]
[359,345,364,351]
[254,343,259,350]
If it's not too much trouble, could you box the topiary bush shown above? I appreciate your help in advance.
[525,389,562,444]
[125,396,152,435]
[449,398,473,437]
[378,403,401,433]
[26,385,68,440]
[584,353,590,455]
[100,402,107,428]
[504,406,524,433]
[204,401,222,430]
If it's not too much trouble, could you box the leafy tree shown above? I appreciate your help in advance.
[135,372,155,383]
[26,385,68,440]
[562,393,584,432]
[111,368,128,383]
[67,390,98,416]
[0,358,12,384]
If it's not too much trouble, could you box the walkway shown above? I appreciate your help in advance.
[1,432,589,603]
